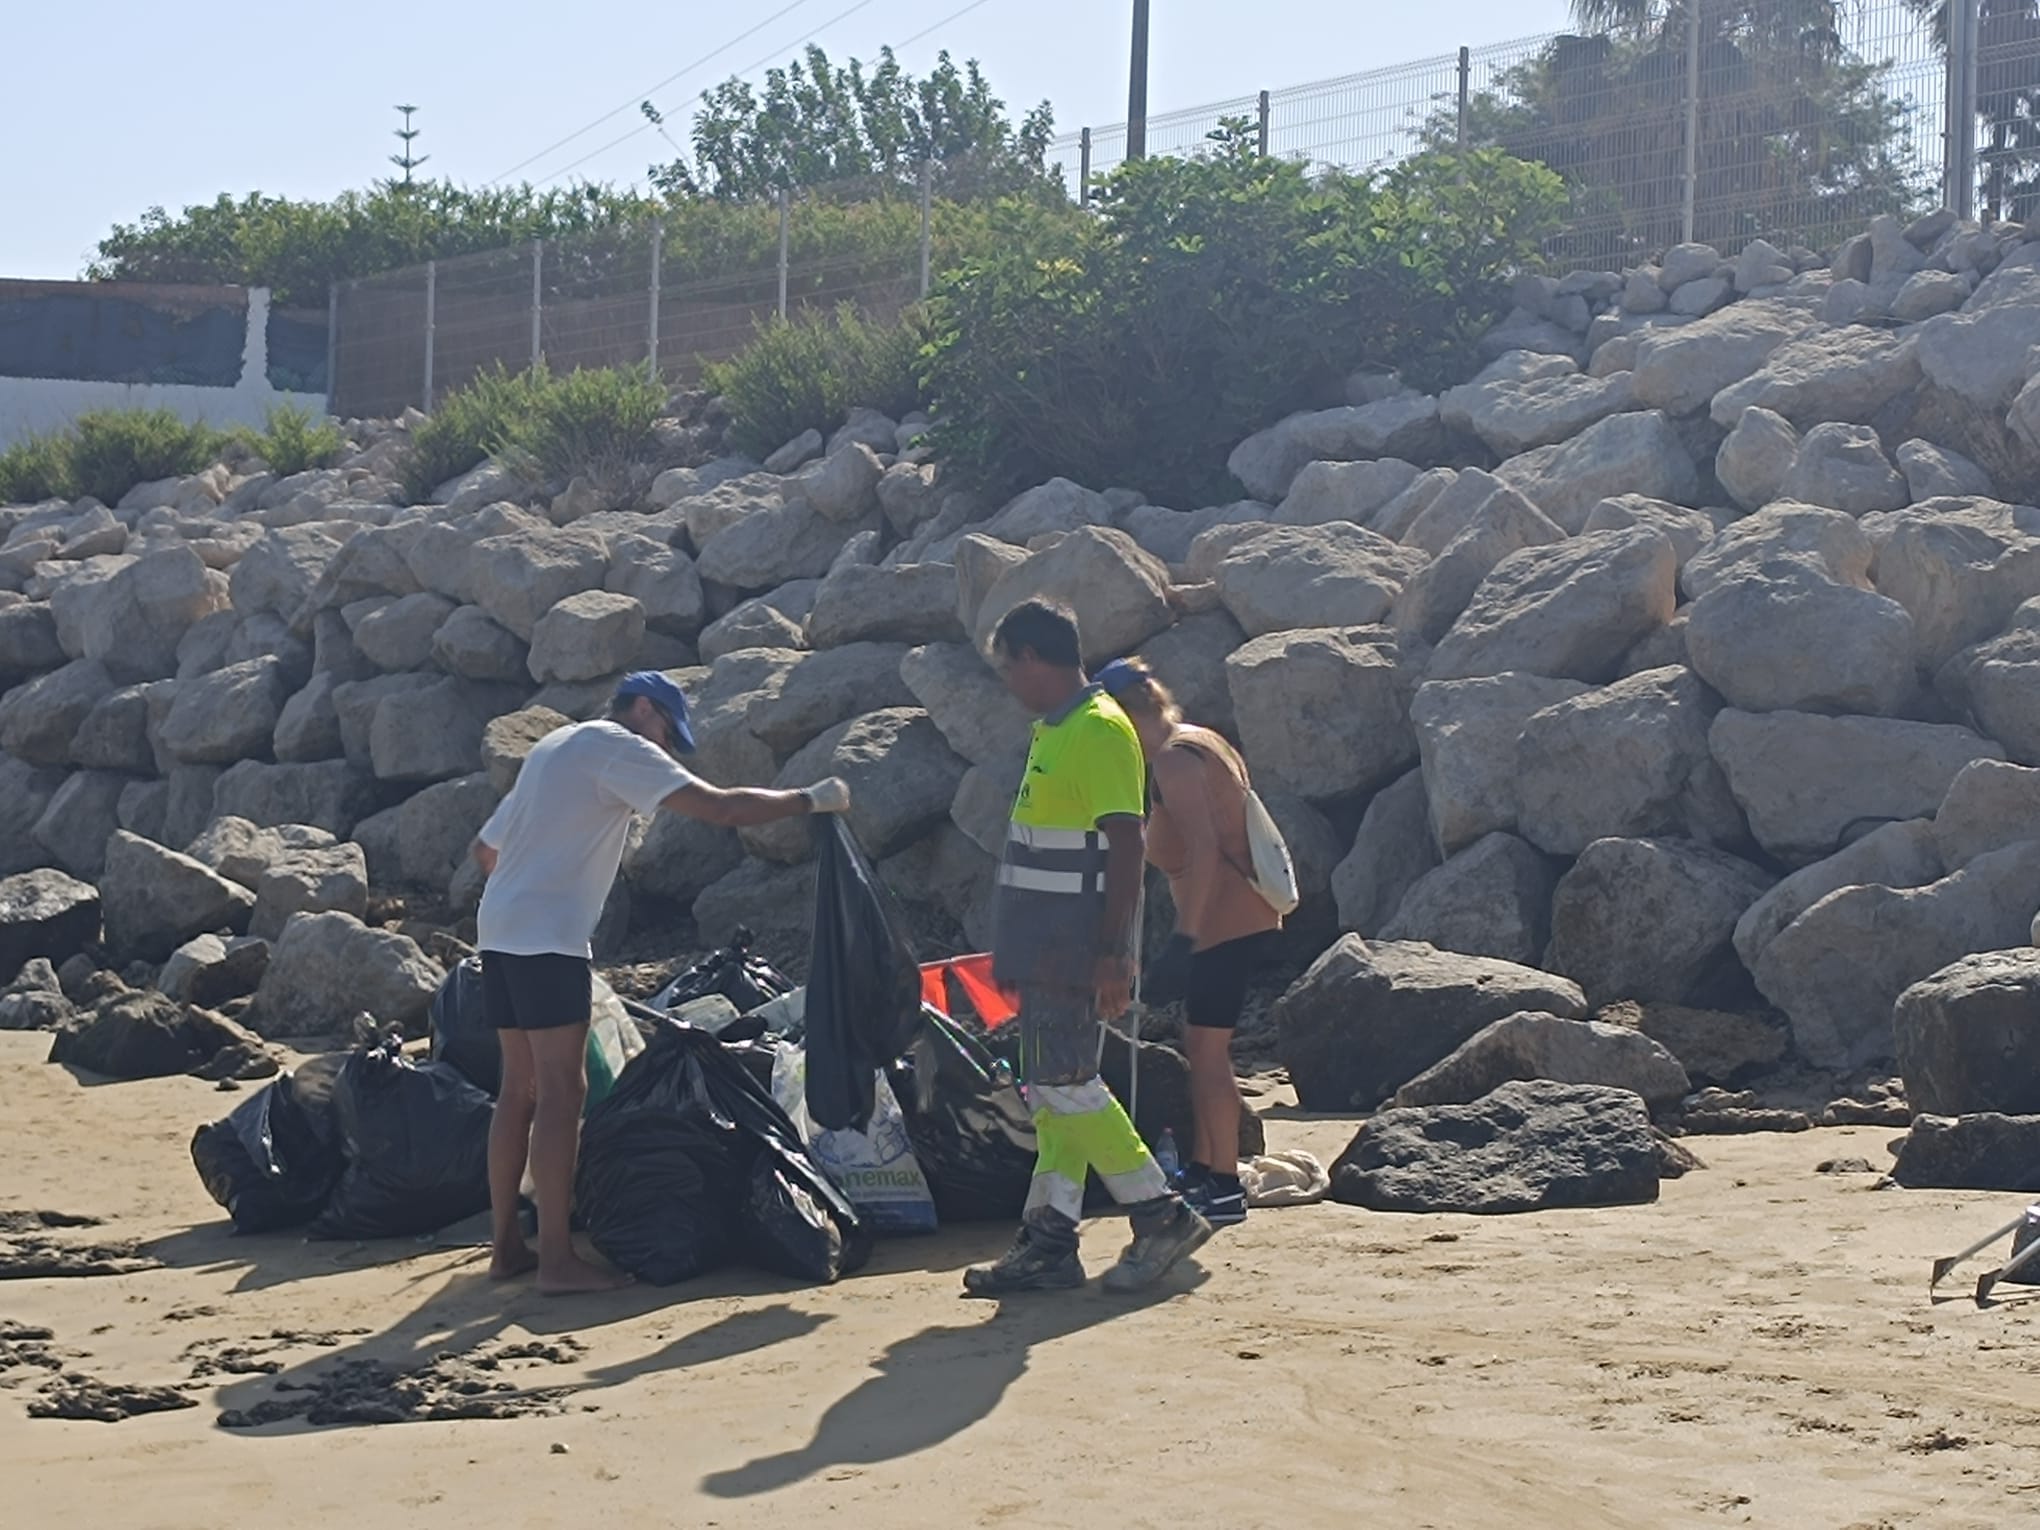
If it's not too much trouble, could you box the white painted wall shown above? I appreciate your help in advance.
[0,288,328,449]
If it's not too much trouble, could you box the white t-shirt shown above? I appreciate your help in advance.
[476,720,696,958]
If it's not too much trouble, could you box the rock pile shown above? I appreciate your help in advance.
[5,213,2040,1186]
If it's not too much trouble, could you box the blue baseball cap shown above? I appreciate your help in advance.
[1093,658,1140,697]
[615,671,696,754]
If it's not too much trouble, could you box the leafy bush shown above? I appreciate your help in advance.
[704,304,929,459]
[496,363,668,486]
[249,403,347,477]
[0,432,72,504]
[400,364,547,500]
[923,126,1567,505]
[65,410,228,506]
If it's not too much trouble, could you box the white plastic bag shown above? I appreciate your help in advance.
[770,1043,937,1235]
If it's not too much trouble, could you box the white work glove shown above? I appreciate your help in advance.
[804,776,852,814]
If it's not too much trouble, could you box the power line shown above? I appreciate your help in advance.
[894,0,998,50]
[487,0,818,185]
[530,0,888,188]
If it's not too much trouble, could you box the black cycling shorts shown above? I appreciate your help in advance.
[1184,931,1277,1031]
[481,950,593,1031]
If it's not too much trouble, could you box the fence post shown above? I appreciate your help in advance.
[1947,0,1977,217]
[1257,90,1272,157]
[1681,5,1701,244]
[530,239,543,370]
[325,282,338,415]
[422,259,437,411]
[1457,48,1471,149]
[644,224,660,375]
[919,159,934,299]
[777,189,791,320]
[1080,128,1093,207]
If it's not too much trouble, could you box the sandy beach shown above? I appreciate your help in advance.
[3,1028,2036,1529]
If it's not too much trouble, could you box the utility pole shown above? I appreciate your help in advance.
[390,104,429,189]
[1127,0,1151,162]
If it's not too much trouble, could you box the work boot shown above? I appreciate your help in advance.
[963,1224,1084,1296]
[1102,1202,1212,1294]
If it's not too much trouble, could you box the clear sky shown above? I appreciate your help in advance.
[5,0,1579,281]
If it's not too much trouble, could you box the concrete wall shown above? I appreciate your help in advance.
[0,286,328,449]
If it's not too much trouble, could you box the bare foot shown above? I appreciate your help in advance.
[488,1242,539,1281]
[538,1254,633,1297]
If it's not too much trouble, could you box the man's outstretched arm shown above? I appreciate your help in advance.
[660,776,850,828]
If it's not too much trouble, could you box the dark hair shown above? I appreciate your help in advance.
[992,599,1082,668]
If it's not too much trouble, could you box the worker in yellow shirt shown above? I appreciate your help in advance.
[965,599,1212,1296]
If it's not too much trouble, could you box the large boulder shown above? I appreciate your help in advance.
[806,562,964,648]
[228,525,348,622]
[1391,1012,1690,1112]
[347,592,457,673]
[1709,326,1922,430]
[1414,672,1590,854]
[187,815,339,892]
[369,677,526,783]
[1891,1112,2040,1192]
[973,527,1174,667]
[604,535,705,637]
[1579,495,1724,570]
[158,933,270,1009]
[1441,367,1636,457]
[0,658,118,766]
[0,869,101,984]
[1378,832,1558,966]
[467,530,609,640]
[1210,523,1423,638]
[247,910,444,1042]
[248,844,370,943]
[1274,459,1421,528]
[1331,1080,1660,1213]
[1617,1000,1789,1089]
[980,478,1116,545]
[1898,440,1995,502]
[744,642,915,754]
[0,757,67,875]
[1491,412,1697,534]
[1715,406,1800,511]
[1868,499,2040,673]
[1426,530,1677,685]
[1732,818,1943,972]
[1227,628,1415,800]
[1682,503,1873,599]
[1709,709,2003,865]
[61,545,226,682]
[1133,610,1247,738]
[211,760,385,838]
[697,501,875,590]
[526,590,646,683]
[431,605,531,683]
[1630,299,1809,417]
[699,584,814,663]
[30,769,129,880]
[1272,936,1588,1110]
[1546,837,1774,1009]
[745,708,968,864]
[480,706,571,795]
[159,657,289,764]
[1938,601,2040,764]
[1894,950,2040,1117]
[99,831,255,963]
[899,643,1034,767]
[0,602,64,684]
[352,773,498,893]
[1393,490,1566,649]
[1514,666,1742,857]
[802,441,884,522]
[1684,561,1916,716]
[1754,838,2040,1067]
[1777,423,1908,515]
[1330,769,1440,934]
[1227,399,1445,502]
[622,809,746,906]
[691,859,817,969]
[1936,759,2040,871]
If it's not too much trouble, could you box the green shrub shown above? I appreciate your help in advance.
[496,363,668,486]
[703,304,929,459]
[250,403,348,477]
[923,126,1567,505]
[0,432,73,504]
[400,364,547,500]
[65,410,227,506]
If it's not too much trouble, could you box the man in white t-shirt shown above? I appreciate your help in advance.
[471,670,849,1295]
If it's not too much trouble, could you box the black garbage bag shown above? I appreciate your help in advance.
[889,1009,1038,1223]
[577,1021,867,1286]
[309,1040,494,1241]
[189,1055,349,1233]
[804,816,923,1133]
[659,928,794,1015]
[427,956,497,1096]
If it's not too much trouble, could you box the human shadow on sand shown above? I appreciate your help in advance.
[700,1265,1209,1498]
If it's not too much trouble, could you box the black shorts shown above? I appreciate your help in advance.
[1184,931,1277,1031]
[481,951,593,1031]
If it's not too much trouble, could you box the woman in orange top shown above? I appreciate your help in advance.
[1098,659,1281,1227]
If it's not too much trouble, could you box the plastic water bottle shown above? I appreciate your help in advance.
[1155,1128,1180,1182]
